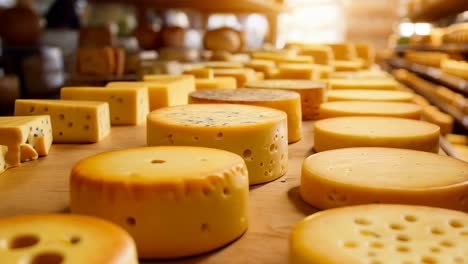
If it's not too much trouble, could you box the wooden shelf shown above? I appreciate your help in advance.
[408,0,468,22]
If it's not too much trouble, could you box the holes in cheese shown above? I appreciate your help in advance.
[318,101,422,120]
[327,89,414,102]
[300,148,468,211]
[147,104,288,185]
[9,234,40,249]
[329,78,399,90]
[31,251,64,264]
[245,80,327,120]
[70,146,249,259]
[189,88,302,143]
[313,117,440,153]
[290,204,468,264]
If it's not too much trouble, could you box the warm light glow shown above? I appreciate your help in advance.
[414,23,431,36]
[399,22,414,37]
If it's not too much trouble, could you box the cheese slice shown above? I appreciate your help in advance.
[183,67,214,78]
[327,89,414,102]
[195,77,237,90]
[318,101,422,120]
[0,115,52,168]
[301,147,468,211]
[213,68,257,88]
[147,104,288,184]
[245,80,327,120]
[0,145,7,174]
[314,117,440,153]
[189,88,302,143]
[70,146,249,258]
[290,204,468,264]
[60,87,148,125]
[15,100,110,143]
[0,214,138,264]
[329,78,398,90]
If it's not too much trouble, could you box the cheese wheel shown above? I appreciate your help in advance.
[327,89,414,102]
[314,117,440,153]
[70,146,249,259]
[290,204,468,264]
[245,80,327,120]
[147,104,288,184]
[189,88,302,143]
[446,134,468,145]
[0,214,137,264]
[329,78,398,90]
[318,101,422,120]
[301,147,468,211]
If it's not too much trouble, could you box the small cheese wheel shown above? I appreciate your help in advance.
[318,101,422,120]
[0,214,137,264]
[301,147,468,211]
[189,88,302,143]
[327,89,414,102]
[290,204,468,264]
[329,78,398,90]
[245,80,327,120]
[70,146,249,258]
[314,117,440,153]
[147,104,288,184]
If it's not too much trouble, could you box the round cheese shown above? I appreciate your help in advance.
[314,117,440,153]
[245,80,327,120]
[70,146,249,259]
[327,89,414,102]
[0,214,137,264]
[189,88,302,143]
[329,78,398,90]
[290,204,468,264]
[318,101,422,120]
[301,147,468,211]
[147,104,288,185]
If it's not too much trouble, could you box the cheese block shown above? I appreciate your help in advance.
[142,75,196,110]
[301,147,468,211]
[318,101,422,120]
[213,68,257,88]
[77,47,115,76]
[244,59,277,78]
[251,52,314,64]
[327,43,358,61]
[355,43,375,68]
[15,100,110,143]
[327,90,414,102]
[60,87,148,126]
[245,80,327,120]
[0,115,52,168]
[195,77,237,90]
[290,204,468,264]
[203,61,244,69]
[0,145,7,174]
[331,60,363,72]
[329,78,398,90]
[276,63,318,80]
[70,146,249,258]
[0,214,138,264]
[147,104,288,184]
[298,45,334,65]
[422,106,454,135]
[183,68,214,79]
[189,88,302,143]
[446,134,468,145]
[314,117,440,153]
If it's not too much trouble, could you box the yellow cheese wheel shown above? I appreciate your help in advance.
[147,104,288,185]
[245,80,327,120]
[329,78,399,90]
[314,117,440,153]
[189,88,302,143]
[290,204,468,264]
[318,101,422,120]
[0,214,137,264]
[70,146,249,259]
[301,147,468,211]
[446,134,468,145]
[327,89,414,102]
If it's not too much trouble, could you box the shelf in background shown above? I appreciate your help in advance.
[394,44,468,53]
[408,0,468,22]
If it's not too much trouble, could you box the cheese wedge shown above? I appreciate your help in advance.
[329,78,399,90]
[195,77,237,90]
[147,104,288,184]
[298,46,334,65]
[301,147,468,211]
[70,146,249,258]
[314,117,440,153]
[318,101,422,120]
[290,204,468,264]
[15,100,110,143]
[189,88,302,143]
[0,214,138,264]
[245,80,327,120]
[327,89,414,102]
[20,143,38,162]
[213,68,257,88]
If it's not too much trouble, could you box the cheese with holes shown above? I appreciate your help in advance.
[318,101,422,120]
[195,77,237,90]
[0,214,138,264]
[60,87,148,125]
[245,80,327,120]
[142,75,196,110]
[0,146,7,174]
[183,68,214,79]
[0,115,52,168]
[189,89,302,143]
[301,147,468,211]
[147,104,288,184]
[329,79,398,90]
[327,90,414,102]
[213,69,256,88]
[290,204,468,264]
[314,117,440,153]
[15,100,109,143]
[70,146,248,258]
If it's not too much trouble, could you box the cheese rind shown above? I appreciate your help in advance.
[189,88,302,143]
[301,147,468,211]
[329,78,398,90]
[314,117,440,153]
[327,89,414,102]
[147,104,288,184]
[70,146,249,258]
[142,75,196,110]
[319,101,422,120]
